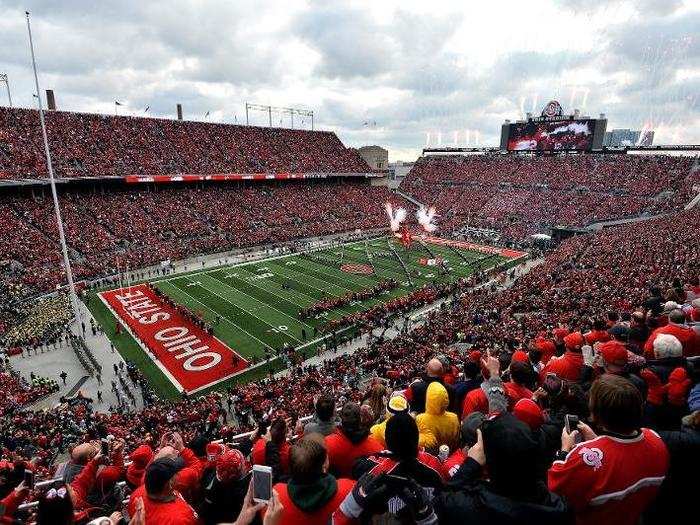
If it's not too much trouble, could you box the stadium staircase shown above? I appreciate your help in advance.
[684,188,700,210]
[584,213,664,231]
[395,189,423,208]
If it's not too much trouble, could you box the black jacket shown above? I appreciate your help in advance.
[433,459,573,524]
[645,425,700,523]
[197,469,253,525]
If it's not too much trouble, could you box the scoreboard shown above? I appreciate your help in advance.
[500,100,607,152]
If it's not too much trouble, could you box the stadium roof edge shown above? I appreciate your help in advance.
[422,144,700,155]
[0,104,328,134]
[0,171,381,190]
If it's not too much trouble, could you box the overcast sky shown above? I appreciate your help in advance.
[1,0,698,161]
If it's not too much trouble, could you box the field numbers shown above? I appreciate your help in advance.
[268,325,289,333]
[249,272,273,280]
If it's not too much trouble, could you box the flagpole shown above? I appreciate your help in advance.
[25,11,82,324]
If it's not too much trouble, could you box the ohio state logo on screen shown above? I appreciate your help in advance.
[542,100,563,118]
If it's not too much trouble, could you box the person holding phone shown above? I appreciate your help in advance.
[127,455,200,525]
[549,375,669,525]
[267,434,354,525]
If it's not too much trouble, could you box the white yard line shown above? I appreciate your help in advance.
[210,267,312,309]
[150,238,370,285]
[197,273,314,332]
[268,259,357,294]
[180,276,304,344]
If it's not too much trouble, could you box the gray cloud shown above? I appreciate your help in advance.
[293,5,396,79]
[0,0,698,160]
[555,0,684,16]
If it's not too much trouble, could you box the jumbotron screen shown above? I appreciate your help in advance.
[507,119,595,151]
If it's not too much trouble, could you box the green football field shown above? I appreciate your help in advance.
[88,236,509,398]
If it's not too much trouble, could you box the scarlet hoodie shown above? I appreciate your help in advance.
[325,429,382,479]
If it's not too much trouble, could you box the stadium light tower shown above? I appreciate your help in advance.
[0,73,11,106]
[25,11,82,323]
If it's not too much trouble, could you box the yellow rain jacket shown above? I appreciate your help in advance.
[416,382,459,452]
[370,418,388,448]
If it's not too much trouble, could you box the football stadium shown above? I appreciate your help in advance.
[1,2,700,524]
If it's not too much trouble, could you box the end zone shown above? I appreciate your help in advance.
[99,283,248,394]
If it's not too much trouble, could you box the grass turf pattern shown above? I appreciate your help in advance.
[87,237,505,398]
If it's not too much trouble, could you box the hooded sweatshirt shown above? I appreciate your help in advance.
[127,444,154,488]
[416,382,460,452]
[272,475,354,525]
[435,467,572,525]
[325,427,382,478]
[370,417,389,447]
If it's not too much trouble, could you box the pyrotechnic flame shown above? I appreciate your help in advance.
[385,202,407,232]
[417,206,438,233]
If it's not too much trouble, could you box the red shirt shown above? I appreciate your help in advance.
[325,430,383,478]
[461,387,488,418]
[128,484,201,525]
[504,382,533,408]
[174,448,206,503]
[1,489,27,523]
[540,351,584,382]
[252,438,290,474]
[443,448,467,478]
[548,429,668,525]
[272,478,354,525]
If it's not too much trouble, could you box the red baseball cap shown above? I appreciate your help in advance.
[600,341,628,366]
[513,399,544,431]
[553,328,569,340]
[216,449,250,482]
[563,332,585,350]
[206,442,226,462]
[512,350,529,363]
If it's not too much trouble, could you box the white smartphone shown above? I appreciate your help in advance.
[252,465,272,503]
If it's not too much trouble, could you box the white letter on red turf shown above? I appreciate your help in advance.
[183,352,221,371]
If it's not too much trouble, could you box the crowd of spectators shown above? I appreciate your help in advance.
[0,359,58,417]
[1,293,73,350]
[2,108,700,522]
[0,181,405,300]
[0,107,369,179]
[401,154,700,241]
[1,207,699,523]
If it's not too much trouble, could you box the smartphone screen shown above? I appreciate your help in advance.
[565,415,581,443]
[253,467,272,502]
[24,469,34,489]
